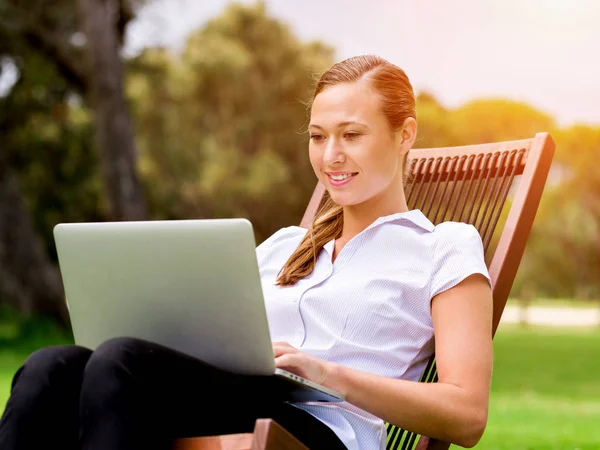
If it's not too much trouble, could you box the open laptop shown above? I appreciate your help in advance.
[53,219,344,402]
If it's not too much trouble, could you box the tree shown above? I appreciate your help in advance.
[1,0,147,221]
[414,91,455,148]
[0,11,91,324]
[128,2,334,241]
[523,125,600,299]
[0,160,68,324]
[450,99,556,145]
[0,0,147,321]
[78,0,146,219]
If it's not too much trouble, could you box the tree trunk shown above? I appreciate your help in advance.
[78,0,146,220]
[0,159,69,325]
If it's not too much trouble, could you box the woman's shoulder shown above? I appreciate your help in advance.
[433,220,480,236]
[431,221,485,258]
[429,221,491,296]
[257,226,307,248]
[430,221,487,263]
[255,226,308,262]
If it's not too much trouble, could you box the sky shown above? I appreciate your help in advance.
[125,0,600,127]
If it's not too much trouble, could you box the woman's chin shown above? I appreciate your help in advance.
[328,193,363,207]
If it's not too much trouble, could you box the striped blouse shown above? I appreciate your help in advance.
[256,209,491,450]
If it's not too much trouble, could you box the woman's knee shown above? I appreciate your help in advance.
[20,345,92,384]
[9,345,91,408]
[83,337,150,384]
[80,337,151,408]
[87,336,147,368]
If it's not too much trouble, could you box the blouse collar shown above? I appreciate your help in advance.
[322,209,435,256]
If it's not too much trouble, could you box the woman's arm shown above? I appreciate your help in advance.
[274,273,493,448]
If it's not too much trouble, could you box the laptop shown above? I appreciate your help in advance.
[53,219,344,402]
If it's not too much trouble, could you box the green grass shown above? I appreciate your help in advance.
[1,310,599,449]
[474,325,600,449]
[0,306,73,411]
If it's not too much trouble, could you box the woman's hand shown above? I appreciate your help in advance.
[273,341,335,386]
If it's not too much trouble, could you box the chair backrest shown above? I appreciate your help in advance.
[299,132,555,449]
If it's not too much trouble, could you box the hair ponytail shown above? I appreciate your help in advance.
[275,193,342,286]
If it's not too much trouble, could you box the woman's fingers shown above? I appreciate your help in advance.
[275,353,303,370]
[272,341,298,357]
[272,341,295,349]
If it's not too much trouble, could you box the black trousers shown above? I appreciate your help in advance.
[0,337,346,450]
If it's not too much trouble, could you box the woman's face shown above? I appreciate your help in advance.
[308,80,408,209]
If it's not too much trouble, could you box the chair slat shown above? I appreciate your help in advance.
[430,158,456,223]
[480,151,512,247]
[485,151,522,249]
[473,152,499,237]
[440,156,464,222]
[406,158,427,205]
[421,158,444,218]
[467,153,492,225]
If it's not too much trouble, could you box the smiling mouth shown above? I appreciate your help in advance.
[327,173,358,186]
[328,173,358,181]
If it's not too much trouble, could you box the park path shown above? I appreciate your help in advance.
[501,305,600,327]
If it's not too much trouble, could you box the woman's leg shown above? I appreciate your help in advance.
[265,402,348,450]
[79,337,346,450]
[0,345,92,450]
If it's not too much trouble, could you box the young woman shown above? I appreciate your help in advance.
[0,55,493,450]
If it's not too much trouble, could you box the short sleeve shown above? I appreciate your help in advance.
[255,226,306,267]
[430,223,492,299]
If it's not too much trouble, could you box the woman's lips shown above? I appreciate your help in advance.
[327,173,358,187]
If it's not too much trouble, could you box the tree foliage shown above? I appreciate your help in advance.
[128,2,333,240]
[0,0,146,322]
[0,1,598,323]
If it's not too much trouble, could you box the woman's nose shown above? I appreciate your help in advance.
[323,138,345,165]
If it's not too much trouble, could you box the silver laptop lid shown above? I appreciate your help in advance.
[54,219,276,375]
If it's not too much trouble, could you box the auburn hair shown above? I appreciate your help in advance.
[275,55,416,286]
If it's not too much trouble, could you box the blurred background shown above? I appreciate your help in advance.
[0,0,598,448]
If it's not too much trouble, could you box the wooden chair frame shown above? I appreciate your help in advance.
[173,419,308,450]
[174,133,555,450]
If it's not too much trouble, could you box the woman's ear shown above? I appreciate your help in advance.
[401,117,417,150]
[394,117,417,155]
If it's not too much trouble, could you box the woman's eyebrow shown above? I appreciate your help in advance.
[309,121,368,130]
[337,121,367,128]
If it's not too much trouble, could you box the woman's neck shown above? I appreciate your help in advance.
[341,196,409,240]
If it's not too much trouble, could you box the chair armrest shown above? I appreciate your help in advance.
[253,419,308,450]
[172,419,308,450]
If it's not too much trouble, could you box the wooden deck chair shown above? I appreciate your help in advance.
[173,132,556,450]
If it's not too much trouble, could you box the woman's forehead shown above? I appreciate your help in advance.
[310,81,382,126]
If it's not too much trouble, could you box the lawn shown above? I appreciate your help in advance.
[476,325,600,449]
[1,314,599,449]
[0,308,74,412]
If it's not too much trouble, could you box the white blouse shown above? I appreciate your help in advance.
[256,209,491,450]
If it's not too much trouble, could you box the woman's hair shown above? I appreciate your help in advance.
[275,55,416,286]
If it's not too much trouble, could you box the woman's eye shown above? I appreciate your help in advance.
[310,134,325,142]
[344,132,361,140]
